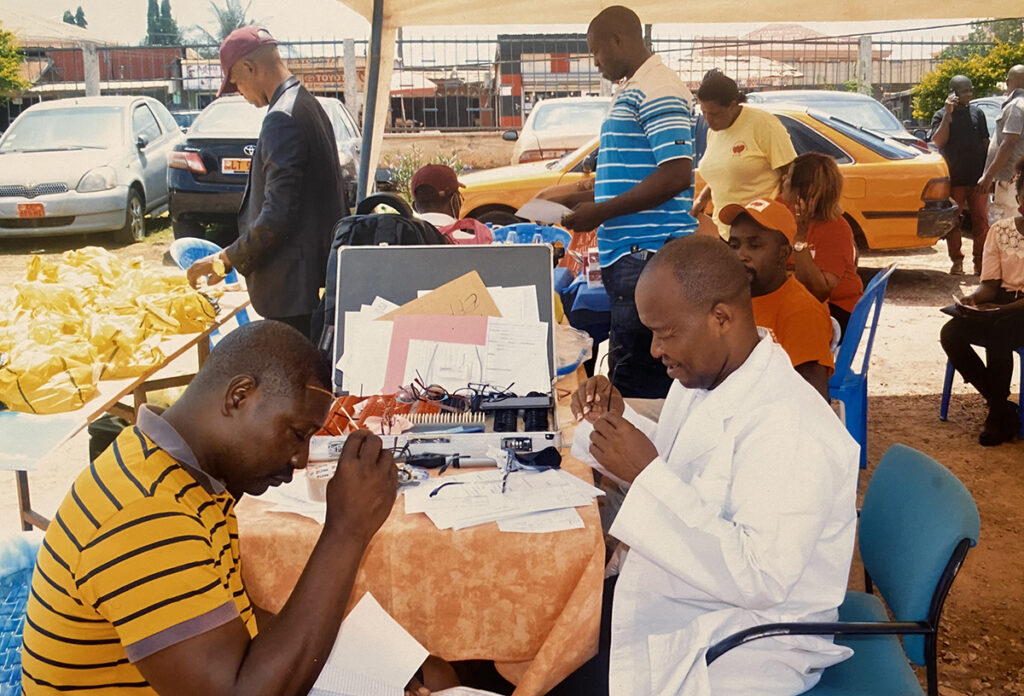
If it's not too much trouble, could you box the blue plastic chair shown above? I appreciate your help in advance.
[939,346,1024,439]
[168,237,251,347]
[707,444,981,696]
[0,532,43,693]
[829,264,898,469]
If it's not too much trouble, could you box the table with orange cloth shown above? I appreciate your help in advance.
[236,446,605,696]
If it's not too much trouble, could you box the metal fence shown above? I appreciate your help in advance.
[2,31,996,133]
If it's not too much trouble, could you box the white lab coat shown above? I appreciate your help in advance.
[572,332,859,696]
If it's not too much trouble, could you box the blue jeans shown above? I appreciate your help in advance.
[600,253,672,399]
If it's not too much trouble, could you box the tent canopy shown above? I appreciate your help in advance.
[339,0,1008,200]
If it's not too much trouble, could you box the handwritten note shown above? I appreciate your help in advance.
[379,271,502,320]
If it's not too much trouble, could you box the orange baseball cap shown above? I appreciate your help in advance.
[718,198,797,244]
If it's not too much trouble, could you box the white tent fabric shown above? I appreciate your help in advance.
[340,0,1007,198]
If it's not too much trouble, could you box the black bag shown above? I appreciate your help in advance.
[311,201,449,350]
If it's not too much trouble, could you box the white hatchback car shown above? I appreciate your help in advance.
[0,96,184,243]
[505,96,611,164]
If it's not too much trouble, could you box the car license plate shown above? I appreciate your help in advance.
[221,157,251,175]
[17,203,44,218]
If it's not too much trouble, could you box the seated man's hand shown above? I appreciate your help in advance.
[325,430,397,544]
[588,412,658,484]
[186,253,226,289]
[571,375,624,423]
[405,655,459,696]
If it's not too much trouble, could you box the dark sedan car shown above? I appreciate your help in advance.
[168,95,360,241]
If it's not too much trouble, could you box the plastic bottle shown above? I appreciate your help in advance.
[504,230,518,245]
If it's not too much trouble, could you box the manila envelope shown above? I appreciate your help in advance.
[378,270,502,320]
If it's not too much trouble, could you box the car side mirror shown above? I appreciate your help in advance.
[582,151,598,175]
[136,135,148,150]
[912,129,928,141]
[502,129,519,142]
[374,167,395,192]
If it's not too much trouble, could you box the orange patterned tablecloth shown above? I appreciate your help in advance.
[236,453,604,695]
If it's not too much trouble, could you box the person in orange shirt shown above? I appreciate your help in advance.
[781,153,864,335]
[721,198,834,400]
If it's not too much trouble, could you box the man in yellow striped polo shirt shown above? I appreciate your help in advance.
[21,320,399,696]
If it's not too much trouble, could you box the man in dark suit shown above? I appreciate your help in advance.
[188,27,346,339]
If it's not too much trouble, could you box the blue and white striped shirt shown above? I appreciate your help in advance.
[595,55,697,267]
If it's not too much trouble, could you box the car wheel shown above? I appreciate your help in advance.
[115,190,145,244]
[475,209,522,227]
[172,218,205,240]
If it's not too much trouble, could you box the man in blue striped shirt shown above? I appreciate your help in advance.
[563,6,698,398]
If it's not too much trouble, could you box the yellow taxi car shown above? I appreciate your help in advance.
[459,103,957,250]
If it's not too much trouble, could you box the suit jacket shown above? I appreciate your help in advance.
[225,77,346,320]
[573,332,858,695]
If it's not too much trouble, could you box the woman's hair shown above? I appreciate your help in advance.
[695,69,746,107]
[1015,155,1024,195]
[788,152,844,221]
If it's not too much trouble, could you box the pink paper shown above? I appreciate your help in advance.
[382,314,488,392]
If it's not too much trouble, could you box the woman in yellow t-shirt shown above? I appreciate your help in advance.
[692,70,797,238]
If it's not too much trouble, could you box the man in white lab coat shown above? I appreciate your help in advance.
[561,235,859,695]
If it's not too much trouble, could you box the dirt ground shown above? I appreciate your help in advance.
[1,224,1021,694]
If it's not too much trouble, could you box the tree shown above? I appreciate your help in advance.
[914,39,1024,120]
[74,6,87,29]
[146,0,181,45]
[938,19,1022,61]
[186,0,258,45]
[62,10,75,24]
[0,22,30,99]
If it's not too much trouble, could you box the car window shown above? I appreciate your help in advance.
[531,102,609,132]
[750,93,902,132]
[775,115,853,165]
[0,106,123,153]
[808,112,916,160]
[132,104,162,143]
[190,99,267,137]
[320,100,356,141]
[150,101,180,134]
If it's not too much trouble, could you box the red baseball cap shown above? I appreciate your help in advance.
[410,164,465,197]
[218,26,278,97]
[718,198,797,244]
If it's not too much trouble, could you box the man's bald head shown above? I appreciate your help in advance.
[1008,65,1024,90]
[642,236,752,314]
[949,75,972,92]
[588,5,643,42]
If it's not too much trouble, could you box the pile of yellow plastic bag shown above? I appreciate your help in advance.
[0,247,216,414]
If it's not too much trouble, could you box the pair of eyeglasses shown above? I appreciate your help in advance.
[396,377,473,413]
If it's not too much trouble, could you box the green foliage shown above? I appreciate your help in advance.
[62,10,75,24]
[186,0,257,45]
[146,0,181,45]
[0,22,29,98]
[74,7,87,29]
[913,39,1024,120]
[380,145,465,203]
[939,19,1021,61]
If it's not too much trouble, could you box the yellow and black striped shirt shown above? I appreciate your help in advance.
[22,411,257,694]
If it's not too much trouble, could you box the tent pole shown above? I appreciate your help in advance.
[357,0,384,203]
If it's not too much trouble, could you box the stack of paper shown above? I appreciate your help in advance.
[335,271,551,396]
[311,593,427,696]
[404,469,603,531]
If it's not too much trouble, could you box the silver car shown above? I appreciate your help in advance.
[0,96,184,243]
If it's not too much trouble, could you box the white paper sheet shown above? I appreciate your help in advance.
[435,689,507,696]
[497,508,585,533]
[312,593,428,694]
[488,285,540,322]
[484,317,551,394]
[403,339,486,392]
[337,309,394,395]
[515,198,573,224]
[309,671,399,696]
[259,475,327,524]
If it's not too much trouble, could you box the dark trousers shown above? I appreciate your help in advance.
[601,254,672,399]
[940,301,1024,405]
[947,186,990,264]
[547,575,617,696]
[269,314,313,342]
[829,303,851,337]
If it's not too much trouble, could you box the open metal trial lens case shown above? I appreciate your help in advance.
[309,244,562,464]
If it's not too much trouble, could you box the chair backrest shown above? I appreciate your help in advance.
[858,444,980,666]
[168,237,240,285]
[831,263,897,386]
[0,532,43,691]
